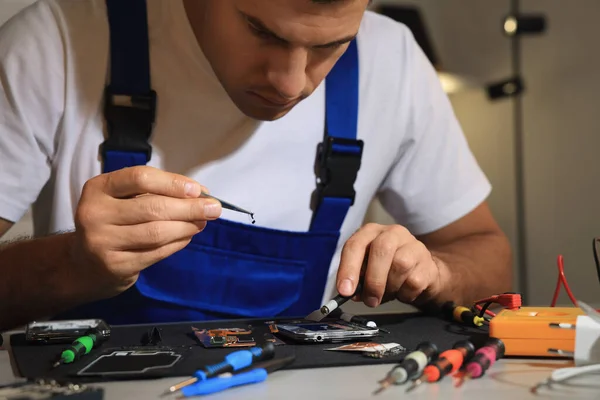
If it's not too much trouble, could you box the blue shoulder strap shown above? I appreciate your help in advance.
[309,40,364,232]
[102,0,156,173]
[101,0,363,234]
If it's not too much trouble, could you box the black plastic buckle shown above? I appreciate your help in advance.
[101,86,157,161]
[313,136,364,207]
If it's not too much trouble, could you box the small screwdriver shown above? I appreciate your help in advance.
[166,342,275,394]
[458,337,505,385]
[406,339,475,392]
[441,301,485,327]
[374,341,438,395]
[52,332,101,368]
[320,282,364,316]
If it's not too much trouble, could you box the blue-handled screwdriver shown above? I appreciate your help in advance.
[165,342,275,395]
[179,355,296,398]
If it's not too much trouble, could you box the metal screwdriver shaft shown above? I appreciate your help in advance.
[374,341,438,395]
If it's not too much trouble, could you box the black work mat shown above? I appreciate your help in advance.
[10,312,488,383]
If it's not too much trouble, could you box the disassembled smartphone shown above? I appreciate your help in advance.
[25,319,111,344]
[0,379,103,400]
[275,320,379,343]
[192,326,256,348]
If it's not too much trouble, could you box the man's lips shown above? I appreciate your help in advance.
[249,91,298,108]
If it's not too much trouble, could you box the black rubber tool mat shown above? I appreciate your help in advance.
[10,312,488,383]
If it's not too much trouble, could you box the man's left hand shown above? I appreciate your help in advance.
[336,223,446,308]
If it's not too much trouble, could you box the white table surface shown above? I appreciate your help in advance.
[1,333,599,399]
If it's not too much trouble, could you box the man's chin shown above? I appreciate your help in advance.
[234,99,298,122]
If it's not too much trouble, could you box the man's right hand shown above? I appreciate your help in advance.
[71,166,222,299]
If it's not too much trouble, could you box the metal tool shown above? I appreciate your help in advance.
[455,338,505,387]
[407,340,475,392]
[374,341,438,394]
[52,332,103,368]
[305,281,364,322]
[201,192,255,224]
[164,342,275,395]
[178,355,296,398]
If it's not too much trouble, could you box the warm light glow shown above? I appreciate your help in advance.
[437,71,478,94]
[504,16,518,35]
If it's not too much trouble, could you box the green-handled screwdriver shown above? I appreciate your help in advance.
[52,332,101,367]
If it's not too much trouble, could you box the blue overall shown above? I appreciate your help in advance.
[58,0,365,325]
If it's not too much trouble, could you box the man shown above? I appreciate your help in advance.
[0,0,512,330]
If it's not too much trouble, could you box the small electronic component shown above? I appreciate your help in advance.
[25,319,111,344]
[0,379,103,399]
[275,320,379,343]
[192,327,256,348]
[263,324,286,346]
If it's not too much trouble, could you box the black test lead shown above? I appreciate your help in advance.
[200,192,255,224]
[374,341,438,395]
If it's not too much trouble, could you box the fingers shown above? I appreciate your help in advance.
[109,220,207,250]
[101,166,206,199]
[362,225,413,307]
[107,238,194,277]
[337,223,383,297]
[339,223,435,309]
[113,194,222,225]
[393,241,433,304]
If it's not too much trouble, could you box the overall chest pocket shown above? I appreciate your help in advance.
[135,243,308,318]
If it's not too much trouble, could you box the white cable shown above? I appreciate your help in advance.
[550,363,600,383]
[532,363,600,392]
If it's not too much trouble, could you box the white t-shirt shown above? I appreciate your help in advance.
[0,0,491,301]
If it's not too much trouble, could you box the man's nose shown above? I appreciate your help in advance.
[266,47,308,100]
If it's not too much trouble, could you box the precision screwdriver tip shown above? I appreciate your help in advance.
[373,381,391,395]
[405,379,421,393]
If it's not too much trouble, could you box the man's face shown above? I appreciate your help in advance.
[186,0,369,121]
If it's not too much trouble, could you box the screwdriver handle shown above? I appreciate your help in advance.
[183,369,267,397]
[58,334,98,364]
[423,341,473,383]
[194,342,275,380]
[466,338,505,378]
